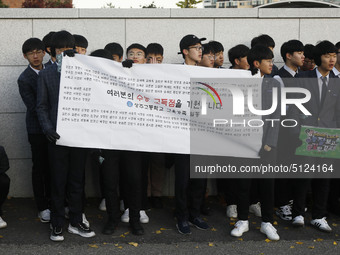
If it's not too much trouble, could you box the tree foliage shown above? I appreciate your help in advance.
[22,0,73,8]
[142,1,157,8]
[176,0,202,8]
[102,2,115,8]
[0,0,9,8]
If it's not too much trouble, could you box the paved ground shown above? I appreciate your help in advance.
[0,197,340,254]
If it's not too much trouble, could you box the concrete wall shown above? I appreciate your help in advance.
[1,8,339,197]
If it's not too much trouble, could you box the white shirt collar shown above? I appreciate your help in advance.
[29,64,44,75]
[283,64,298,77]
[333,66,340,77]
[316,67,329,80]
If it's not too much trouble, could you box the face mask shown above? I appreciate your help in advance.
[56,53,63,73]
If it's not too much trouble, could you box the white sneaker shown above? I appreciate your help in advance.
[292,215,304,227]
[249,202,262,217]
[275,204,292,221]
[260,222,280,241]
[0,216,7,229]
[226,205,238,218]
[139,210,149,224]
[82,213,90,228]
[99,198,106,211]
[231,220,249,237]
[120,200,125,212]
[121,208,129,223]
[38,209,51,223]
[311,217,332,232]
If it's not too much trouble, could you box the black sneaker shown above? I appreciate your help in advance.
[50,226,64,242]
[68,222,95,238]
[102,220,118,235]
[130,221,144,235]
[176,220,191,235]
[189,217,209,230]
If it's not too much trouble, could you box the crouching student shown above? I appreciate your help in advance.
[230,45,281,241]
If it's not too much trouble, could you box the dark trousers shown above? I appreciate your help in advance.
[48,144,87,228]
[174,154,206,221]
[275,178,293,207]
[101,150,142,223]
[237,178,275,223]
[292,178,330,219]
[0,173,10,216]
[28,134,50,211]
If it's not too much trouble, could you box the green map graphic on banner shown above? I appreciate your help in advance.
[295,126,340,159]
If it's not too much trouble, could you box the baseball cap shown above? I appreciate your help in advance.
[178,34,206,54]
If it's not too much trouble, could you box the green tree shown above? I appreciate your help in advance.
[142,1,157,8]
[22,0,73,8]
[102,2,115,8]
[0,0,9,8]
[176,0,202,8]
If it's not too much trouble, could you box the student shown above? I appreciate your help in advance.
[179,34,205,66]
[289,40,339,233]
[104,42,124,62]
[42,31,56,66]
[36,30,95,242]
[331,41,340,78]
[273,40,304,221]
[145,42,166,209]
[174,34,209,235]
[146,43,164,64]
[228,44,250,70]
[120,43,149,229]
[198,43,215,68]
[0,145,10,229]
[209,40,224,68]
[126,43,146,64]
[18,38,52,223]
[301,44,316,71]
[231,45,281,241]
[73,34,88,55]
[251,34,278,76]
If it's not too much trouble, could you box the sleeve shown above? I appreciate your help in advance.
[0,145,10,174]
[36,72,53,133]
[18,76,37,113]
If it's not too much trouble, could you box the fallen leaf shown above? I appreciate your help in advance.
[208,242,214,247]
[316,238,323,242]
[103,242,107,245]
[238,238,243,241]
[332,223,338,227]
[308,246,314,249]
[290,246,295,249]
[284,227,289,230]
[256,227,260,229]
[229,222,235,226]
[195,246,198,249]
[88,244,98,248]
[336,234,339,237]
[334,241,338,246]
[265,239,271,243]
[118,246,123,249]
[211,228,217,232]
[230,217,237,221]
[120,234,125,238]
[128,242,138,247]
[114,244,119,247]
[203,218,208,221]
[124,232,129,235]
[155,230,161,234]
[273,221,278,226]
[160,228,168,230]
[0,235,3,238]
[296,242,303,245]
[252,222,257,224]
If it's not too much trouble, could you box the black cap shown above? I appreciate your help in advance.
[178,34,206,54]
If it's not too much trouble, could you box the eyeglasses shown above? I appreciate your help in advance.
[188,46,204,51]
[127,51,145,58]
[26,50,43,57]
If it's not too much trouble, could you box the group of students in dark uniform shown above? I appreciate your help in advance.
[0,30,340,242]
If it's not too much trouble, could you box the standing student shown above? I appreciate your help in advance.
[146,43,164,64]
[174,34,209,235]
[251,34,278,76]
[228,44,250,70]
[231,45,281,241]
[104,42,124,62]
[73,34,88,55]
[198,43,215,68]
[273,40,305,221]
[119,43,149,228]
[36,30,95,242]
[18,38,51,223]
[289,40,339,233]
[0,145,10,229]
[301,44,316,72]
[209,40,224,68]
[42,31,56,66]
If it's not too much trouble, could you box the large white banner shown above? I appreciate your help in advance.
[57,54,262,157]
